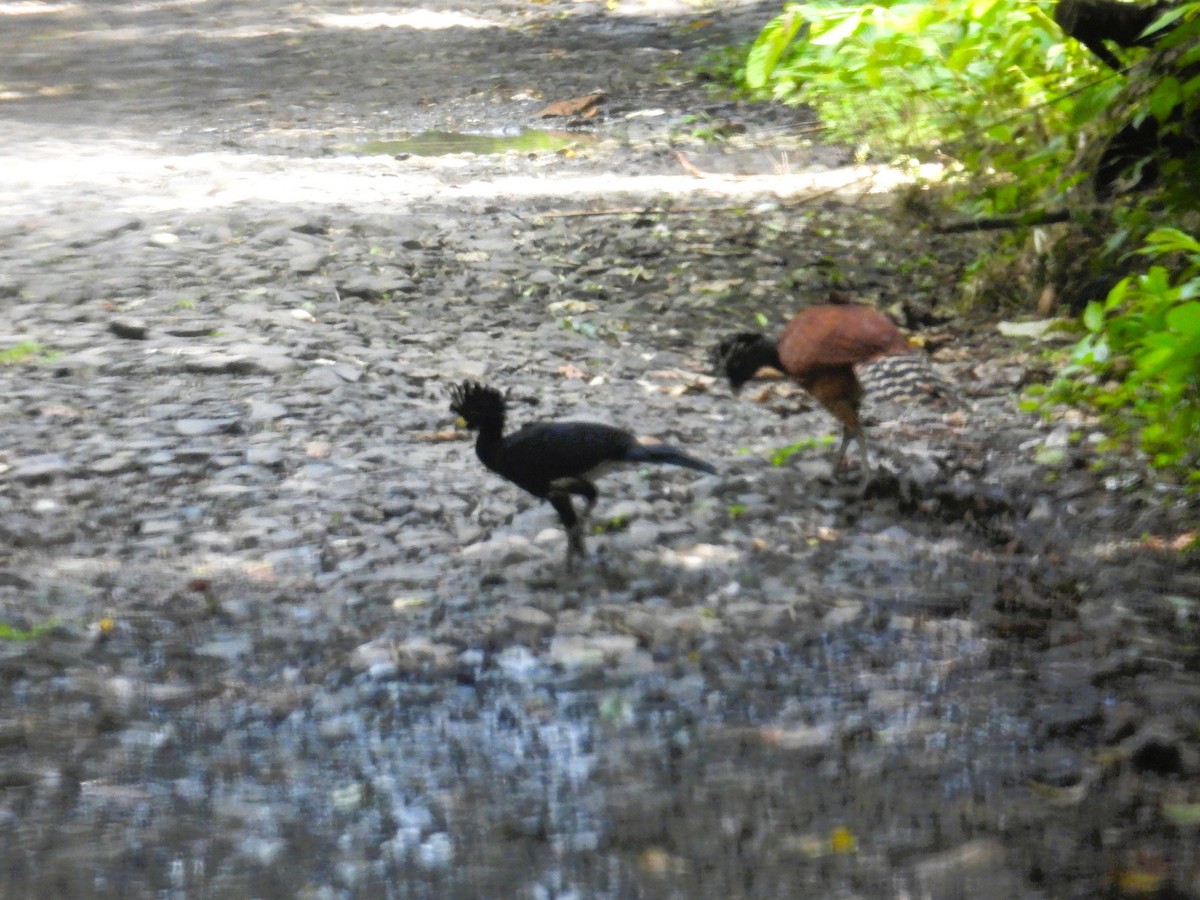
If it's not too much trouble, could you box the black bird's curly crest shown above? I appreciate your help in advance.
[449,380,507,430]
[712,332,774,391]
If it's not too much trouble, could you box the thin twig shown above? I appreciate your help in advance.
[536,204,732,219]
[934,208,1073,233]
[535,171,884,219]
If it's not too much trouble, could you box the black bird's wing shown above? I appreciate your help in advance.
[493,421,639,498]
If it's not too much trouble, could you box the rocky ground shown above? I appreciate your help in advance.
[1,0,1199,897]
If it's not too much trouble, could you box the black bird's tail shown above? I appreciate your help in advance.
[625,443,718,475]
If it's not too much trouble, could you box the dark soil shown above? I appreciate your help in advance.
[1,1,1198,898]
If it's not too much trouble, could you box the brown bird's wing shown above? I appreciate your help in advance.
[778,305,910,375]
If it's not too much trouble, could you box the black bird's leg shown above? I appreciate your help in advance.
[548,490,584,571]
[549,478,598,572]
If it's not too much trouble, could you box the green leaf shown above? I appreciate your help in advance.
[1105,278,1131,311]
[1146,227,1200,257]
[745,9,809,89]
[1082,301,1105,333]
[1167,301,1200,336]
[1140,5,1190,39]
[810,8,865,47]
[1149,77,1183,122]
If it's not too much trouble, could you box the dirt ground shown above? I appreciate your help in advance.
[2,0,1199,897]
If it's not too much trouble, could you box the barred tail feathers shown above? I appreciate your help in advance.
[857,352,961,408]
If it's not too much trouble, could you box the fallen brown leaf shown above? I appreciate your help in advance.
[40,404,81,419]
[412,429,469,443]
[1141,531,1197,551]
[537,91,605,118]
[644,368,715,386]
[673,150,705,177]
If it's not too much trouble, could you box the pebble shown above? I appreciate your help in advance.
[7,454,71,483]
[246,446,284,467]
[175,418,236,436]
[912,839,1013,897]
[247,400,288,421]
[500,605,556,643]
[548,634,640,671]
[108,317,148,340]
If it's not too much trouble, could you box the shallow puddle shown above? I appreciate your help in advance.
[355,129,591,157]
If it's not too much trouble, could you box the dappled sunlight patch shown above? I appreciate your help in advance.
[0,137,945,217]
[87,21,300,42]
[0,83,81,102]
[312,9,499,31]
[603,0,710,19]
[0,1,79,15]
[656,542,741,569]
[122,0,211,15]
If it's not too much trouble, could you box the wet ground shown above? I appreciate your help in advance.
[2,0,1199,897]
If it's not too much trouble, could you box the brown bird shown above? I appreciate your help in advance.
[712,304,955,473]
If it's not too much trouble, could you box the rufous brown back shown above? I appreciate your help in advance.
[777,305,911,379]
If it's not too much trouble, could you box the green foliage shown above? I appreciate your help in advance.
[593,513,632,534]
[0,341,47,365]
[769,434,835,465]
[560,315,623,346]
[1032,228,1200,476]
[0,619,56,641]
[731,0,1120,213]
[720,0,1200,477]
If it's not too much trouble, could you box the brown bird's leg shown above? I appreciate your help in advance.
[805,370,870,478]
[814,392,869,478]
[832,425,853,472]
[851,424,876,496]
[831,423,870,473]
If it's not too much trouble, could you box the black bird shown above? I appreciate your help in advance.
[449,380,717,570]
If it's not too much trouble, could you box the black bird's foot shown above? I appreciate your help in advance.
[564,524,588,573]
